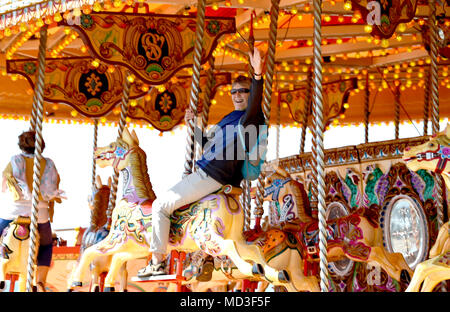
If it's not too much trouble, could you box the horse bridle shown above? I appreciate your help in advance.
[408,144,449,174]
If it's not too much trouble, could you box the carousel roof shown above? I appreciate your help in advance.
[0,0,448,131]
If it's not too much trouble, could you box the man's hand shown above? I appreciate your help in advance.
[249,47,263,77]
[184,108,196,124]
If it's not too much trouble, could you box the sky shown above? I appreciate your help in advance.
[0,117,447,244]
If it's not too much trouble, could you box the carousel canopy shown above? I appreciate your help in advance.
[0,0,448,131]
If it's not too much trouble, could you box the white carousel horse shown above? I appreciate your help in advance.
[67,128,290,291]
[73,175,127,292]
[403,124,450,292]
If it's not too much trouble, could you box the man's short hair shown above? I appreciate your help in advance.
[232,75,251,88]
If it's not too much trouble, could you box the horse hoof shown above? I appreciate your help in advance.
[71,281,82,288]
[278,270,290,283]
[93,286,100,292]
[67,289,73,292]
[252,263,264,276]
[123,289,128,292]
[32,286,37,292]
[0,281,5,290]
[400,270,411,284]
[104,287,115,292]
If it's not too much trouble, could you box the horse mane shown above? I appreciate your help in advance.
[90,185,110,228]
[271,172,314,223]
[435,133,450,146]
[128,147,156,202]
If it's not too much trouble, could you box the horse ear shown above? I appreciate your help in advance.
[107,177,112,188]
[95,175,102,189]
[131,130,139,145]
[121,128,134,146]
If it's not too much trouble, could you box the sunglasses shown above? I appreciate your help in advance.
[230,88,250,95]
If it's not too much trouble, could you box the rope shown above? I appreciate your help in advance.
[91,119,99,189]
[106,72,132,229]
[26,25,48,292]
[254,0,280,224]
[312,0,329,292]
[183,0,206,177]
[394,85,400,140]
[364,72,370,143]
[299,68,312,153]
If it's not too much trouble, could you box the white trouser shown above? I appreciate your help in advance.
[149,168,222,254]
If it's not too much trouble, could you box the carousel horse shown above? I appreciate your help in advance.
[68,128,290,291]
[403,124,450,292]
[0,216,34,292]
[256,163,413,291]
[76,175,127,292]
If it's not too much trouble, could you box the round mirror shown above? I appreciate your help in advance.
[383,196,428,269]
[326,202,354,277]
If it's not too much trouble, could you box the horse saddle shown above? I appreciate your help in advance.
[10,216,31,241]
[168,185,242,245]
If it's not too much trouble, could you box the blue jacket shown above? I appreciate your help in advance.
[196,78,264,187]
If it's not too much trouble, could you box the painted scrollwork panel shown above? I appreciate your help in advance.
[61,12,236,85]
[279,78,356,129]
[7,57,146,117]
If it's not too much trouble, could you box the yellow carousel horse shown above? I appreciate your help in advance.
[73,175,127,292]
[68,128,290,291]
[403,124,450,292]
[256,163,413,290]
[0,216,33,292]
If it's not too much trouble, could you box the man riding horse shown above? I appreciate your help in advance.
[137,48,265,277]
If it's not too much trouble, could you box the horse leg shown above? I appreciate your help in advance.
[104,251,137,291]
[420,267,450,292]
[0,261,6,289]
[405,260,431,292]
[360,246,406,281]
[69,244,107,289]
[233,239,290,284]
[18,273,27,292]
[218,239,261,278]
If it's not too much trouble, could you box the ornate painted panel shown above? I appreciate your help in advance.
[60,12,236,85]
[127,72,231,132]
[279,78,356,128]
[271,136,443,292]
[7,56,146,118]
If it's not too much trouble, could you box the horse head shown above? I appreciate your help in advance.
[88,175,111,229]
[95,128,140,171]
[94,128,156,203]
[263,161,313,224]
[403,123,450,189]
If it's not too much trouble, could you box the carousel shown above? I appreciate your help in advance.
[0,0,448,292]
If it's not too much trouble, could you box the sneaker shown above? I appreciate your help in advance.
[137,262,166,278]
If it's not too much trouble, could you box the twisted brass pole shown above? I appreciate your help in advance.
[91,119,99,189]
[106,72,132,229]
[299,68,312,153]
[394,85,400,140]
[423,69,430,136]
[364,72,370,143]
[312,0,328,292]
[254,0,280,226]
[429,0,445,292]
[183,0,206,177]
[26,25,48,292]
